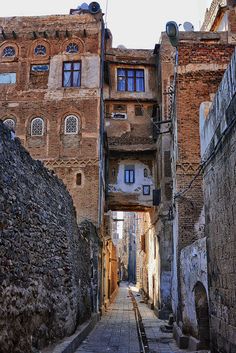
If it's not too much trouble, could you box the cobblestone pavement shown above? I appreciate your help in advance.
[75,282,188,353]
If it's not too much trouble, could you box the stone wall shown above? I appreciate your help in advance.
[201,49,236,353]
[0,122,98,353]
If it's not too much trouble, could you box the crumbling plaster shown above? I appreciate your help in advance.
[180,237,208,337]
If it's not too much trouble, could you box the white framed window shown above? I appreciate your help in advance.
[31,117,44,136]
[64,115,79,134]
[3,118,16,130]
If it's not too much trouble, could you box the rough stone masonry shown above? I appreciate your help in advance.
[0,121,95,353]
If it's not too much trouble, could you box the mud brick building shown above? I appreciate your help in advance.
[103,40,173,317]
[157,0,236,348]
[104,41,157,211]
[0,8,105,227]
[1,0,236,351]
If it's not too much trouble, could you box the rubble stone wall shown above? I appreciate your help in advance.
[0,121,96,353]
[201,49,236,353]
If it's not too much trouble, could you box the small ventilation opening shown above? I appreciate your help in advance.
[76,173,82,186]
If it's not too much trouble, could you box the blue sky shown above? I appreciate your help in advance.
[1,0,213,48]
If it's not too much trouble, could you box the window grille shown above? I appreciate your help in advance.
[66,43,79,54]
[3,118,15,130]
[34,45,46,56]
[31,117,44,136]
[3,46,16,57]
[65,115,79,134]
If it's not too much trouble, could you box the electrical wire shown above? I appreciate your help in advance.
[174,111,236,200]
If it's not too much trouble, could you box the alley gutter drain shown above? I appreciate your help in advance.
[129,288,150,353]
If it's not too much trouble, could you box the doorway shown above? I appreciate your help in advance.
[194,282,210,349]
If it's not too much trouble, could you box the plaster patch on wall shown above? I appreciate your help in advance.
[180,237,208,336]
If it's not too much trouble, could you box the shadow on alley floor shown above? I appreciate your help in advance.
[75,282,189,353]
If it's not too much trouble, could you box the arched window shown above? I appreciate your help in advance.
[3,46,16,57]
[64,115,79,134]
[34,45,46,56]
[144,168,148,177]
[66,43,79,54]
[31,117,44,136]
[3,118,16,130]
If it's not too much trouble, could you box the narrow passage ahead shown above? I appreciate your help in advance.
[75,282,188,353]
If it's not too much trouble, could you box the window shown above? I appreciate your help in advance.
[31,64,49,72]
[63,61,81,87]
[3,118,16,130]
[124,165,135,184]
[76,173,82,186]
[117,68,144,92]
[0,73,16,84]
[34,45,46,56]
[113,104,127,112]
[64,115,79,134]
[144,168,148,177]
[135,105,143,116]
[143,185,150,195]
[3,46,16,57]
[31,117,44,136]
[66,43,79,54]
[112,113,127,119]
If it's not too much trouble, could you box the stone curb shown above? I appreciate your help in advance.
[43,313,100,353]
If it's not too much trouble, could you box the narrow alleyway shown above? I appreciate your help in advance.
[75,282,188,353]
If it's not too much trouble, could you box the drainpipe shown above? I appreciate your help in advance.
[98,18,105,311]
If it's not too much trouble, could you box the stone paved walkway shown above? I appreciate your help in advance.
[75,282,188,353]
[75,282,140,353]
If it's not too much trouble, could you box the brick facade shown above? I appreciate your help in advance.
[159,30,235,344]
[0,12,104,226]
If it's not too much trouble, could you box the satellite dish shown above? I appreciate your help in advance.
[88,2,101,14]
[183,22,194,32]
[117,44,127,49]
[79,3,89,10]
